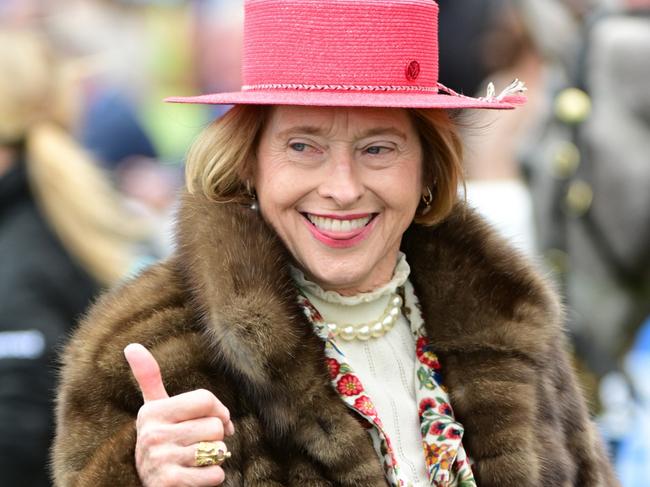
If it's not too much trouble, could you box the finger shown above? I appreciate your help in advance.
[145,388,231,424]
[124,343,169,402]
[181,441,229,468]
[171,465,226,487]
[137,444,226,487]
[172,417,225,447]
[224,418,235,437]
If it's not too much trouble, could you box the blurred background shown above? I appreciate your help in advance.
[0,0,648,485]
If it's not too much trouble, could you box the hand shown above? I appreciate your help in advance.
[124,343,235,487]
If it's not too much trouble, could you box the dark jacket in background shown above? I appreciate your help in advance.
[524,10,650,378]
[0,161,99,486]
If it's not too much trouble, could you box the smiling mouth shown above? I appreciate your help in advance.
[303,213,376,233]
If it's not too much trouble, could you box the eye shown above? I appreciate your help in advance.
[290,142,308,152]
[286,140,325,164]
[364,145,392,155]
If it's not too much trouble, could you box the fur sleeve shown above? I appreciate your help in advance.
[549,337,621,486]
[50,262,354,487]
[51,264,184,486]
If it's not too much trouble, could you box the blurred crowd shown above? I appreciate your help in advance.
[0,0,648,485]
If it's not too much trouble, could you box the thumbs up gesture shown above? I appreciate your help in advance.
[124,343,234,487]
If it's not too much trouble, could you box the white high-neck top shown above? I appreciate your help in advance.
[291,254,429,487]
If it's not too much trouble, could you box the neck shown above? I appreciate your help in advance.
[307,254,400,297]
[323,280,390,297]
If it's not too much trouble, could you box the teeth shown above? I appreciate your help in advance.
[307,214,372,232]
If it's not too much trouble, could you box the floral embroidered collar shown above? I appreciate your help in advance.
[298,281,477,487]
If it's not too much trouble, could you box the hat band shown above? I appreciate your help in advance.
[241,83,440,93]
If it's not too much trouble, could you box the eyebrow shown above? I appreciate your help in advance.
[276,125,408,141]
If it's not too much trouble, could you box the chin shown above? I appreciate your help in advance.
[304,259,371,293]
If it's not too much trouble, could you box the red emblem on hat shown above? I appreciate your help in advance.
[406,60,420,81]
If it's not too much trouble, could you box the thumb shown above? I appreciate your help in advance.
[124,343,169,402]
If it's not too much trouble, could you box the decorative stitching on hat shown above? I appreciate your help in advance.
[241,83,439,92]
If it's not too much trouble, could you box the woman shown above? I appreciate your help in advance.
[0,29,145,486]
[52,1,619,486]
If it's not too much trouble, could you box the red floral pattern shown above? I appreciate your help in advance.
[354,395,377,416]
[416,336,441,370]
[326,358,340,379]
[418,397,437,416]
[336,374,363,396]
[297,285,476,487]
[429,421,446,435]
[445,427,463,440]
[438,403,453,416]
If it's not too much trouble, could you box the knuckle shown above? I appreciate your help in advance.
[136,404,151,425]
[136,401,162,426]
[192,388,231,422]
[138,425,165,448]
[145,444,168,465]
[220,406,231,423]
[194,388,215,406]
[216,420,225,438]
[195,388,212,398]
[207,417,224,439]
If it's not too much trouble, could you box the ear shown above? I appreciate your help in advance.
[237,155,257,188]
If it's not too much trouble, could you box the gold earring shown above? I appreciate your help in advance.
[422,187,433,214]
[246,180,258,211]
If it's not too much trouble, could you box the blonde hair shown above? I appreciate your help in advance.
[409,109,465,225]
[185,105,464,225]
[0,29,146,286]
[185,105,267,202]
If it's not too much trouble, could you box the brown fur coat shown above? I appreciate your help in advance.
[52,193,619,486]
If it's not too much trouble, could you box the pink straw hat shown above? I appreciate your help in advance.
[166,0,526,110]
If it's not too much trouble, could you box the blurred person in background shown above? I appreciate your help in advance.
[437,0,508,97]
[437,0,650,479]
[0,28,147,486]
[43,0,187,260]
[191,0,244,119]
[518,0,650,403]
[442,0,543,255]
[451,0,649,412]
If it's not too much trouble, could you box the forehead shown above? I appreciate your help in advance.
[265,105,415,136]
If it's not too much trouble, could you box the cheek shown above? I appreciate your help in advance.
[388,158,424,212]
[255,162,314,235]
[256,150,292,205]
[257,167,305,212]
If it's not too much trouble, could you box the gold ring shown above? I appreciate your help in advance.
[195,441,231,467]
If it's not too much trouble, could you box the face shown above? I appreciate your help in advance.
[254,105,423,295]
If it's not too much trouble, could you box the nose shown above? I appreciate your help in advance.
[317,153,364,207]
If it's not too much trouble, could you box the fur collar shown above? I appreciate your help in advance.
[176,192,561,373]
[174,192,565,484]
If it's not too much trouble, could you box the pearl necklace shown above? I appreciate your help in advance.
[324,293,403,341]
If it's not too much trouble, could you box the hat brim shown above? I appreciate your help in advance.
[164,90,524,110]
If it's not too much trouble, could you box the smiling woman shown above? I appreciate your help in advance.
[254,106,423,294]
[185,105,463,227]
[183,105,462,296]
[53,1,618,487]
